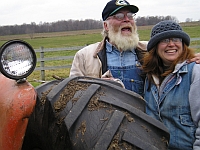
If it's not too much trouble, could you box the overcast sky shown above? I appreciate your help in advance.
[1,0,199,26]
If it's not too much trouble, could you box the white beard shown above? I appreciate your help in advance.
[108,25,139,51]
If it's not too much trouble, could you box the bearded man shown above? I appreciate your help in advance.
[69,0,147,95]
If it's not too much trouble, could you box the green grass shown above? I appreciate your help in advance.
[138,29,151,41]
[0,30,103,48]
[183,26,200,38]
[25,34,102,49]
[0,25,199,87]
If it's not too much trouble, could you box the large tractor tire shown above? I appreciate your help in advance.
[22,76,169,150]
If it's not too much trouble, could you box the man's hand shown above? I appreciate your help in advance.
[101,70,125,88]
[187,53,200,64]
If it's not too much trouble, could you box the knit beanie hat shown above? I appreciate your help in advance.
[147,20,190,51]
[102,0,138,21]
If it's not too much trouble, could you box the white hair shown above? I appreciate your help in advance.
[102,21,139,51]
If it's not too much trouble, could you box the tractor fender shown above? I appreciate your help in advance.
[0,74,37,150]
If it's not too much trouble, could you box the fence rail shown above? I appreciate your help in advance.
[34,46,85,80]
[34,38,200,80]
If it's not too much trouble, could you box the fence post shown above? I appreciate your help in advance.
[40,47,45,81]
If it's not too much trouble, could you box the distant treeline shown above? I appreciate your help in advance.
[0,15,182,36]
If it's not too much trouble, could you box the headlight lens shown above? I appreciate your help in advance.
[0,40,36,80]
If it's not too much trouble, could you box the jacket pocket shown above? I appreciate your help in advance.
[180,114,195,127]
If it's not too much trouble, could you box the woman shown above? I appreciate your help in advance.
[142,20,200,149]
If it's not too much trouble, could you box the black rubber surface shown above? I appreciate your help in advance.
[22,76,169,150]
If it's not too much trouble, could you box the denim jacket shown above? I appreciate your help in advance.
[144,62,200,150]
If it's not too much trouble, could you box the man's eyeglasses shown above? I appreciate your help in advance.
[109,13,136,21]
[160,38,182,45]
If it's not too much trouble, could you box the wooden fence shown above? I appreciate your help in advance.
[34,38,200,80]
[34,46,85,80]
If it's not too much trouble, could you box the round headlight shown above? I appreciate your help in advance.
[0,39,36,80]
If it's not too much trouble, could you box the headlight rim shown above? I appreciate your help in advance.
[0,39,37,80]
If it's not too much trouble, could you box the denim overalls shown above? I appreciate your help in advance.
[144,63,196,150]
[106,42,144,96]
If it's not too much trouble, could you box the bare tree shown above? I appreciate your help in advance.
[0,16,182,36]
[185,18,193,22]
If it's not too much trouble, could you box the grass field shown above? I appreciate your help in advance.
[0,23,200,87]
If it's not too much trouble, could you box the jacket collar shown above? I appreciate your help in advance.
[93,37,108,58]
[173,61,189,74]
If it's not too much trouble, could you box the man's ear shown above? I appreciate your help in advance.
[103,22,109,31]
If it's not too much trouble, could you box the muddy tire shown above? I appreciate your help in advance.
[22,76,169,150]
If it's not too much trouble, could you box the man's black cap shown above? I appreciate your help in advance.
[102,0,139,21]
